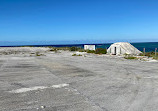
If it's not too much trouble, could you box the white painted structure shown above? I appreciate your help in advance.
[107,42,142,55]
[84,45,95,50]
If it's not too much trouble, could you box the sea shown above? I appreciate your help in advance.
[0,42,158,52]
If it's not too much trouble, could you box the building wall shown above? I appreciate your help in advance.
[108,45,119,55]
[84,45,95,50]
[107,45,126,55]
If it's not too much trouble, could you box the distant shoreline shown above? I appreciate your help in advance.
[0,42,158,52]
[0,41,158,47]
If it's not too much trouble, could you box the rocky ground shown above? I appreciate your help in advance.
[0,47,158,111]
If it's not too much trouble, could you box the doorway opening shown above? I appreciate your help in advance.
[114,47,117,55]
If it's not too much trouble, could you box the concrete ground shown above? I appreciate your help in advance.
[0,50,158,111]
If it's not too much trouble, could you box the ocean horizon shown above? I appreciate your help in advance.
[0,42,158,52]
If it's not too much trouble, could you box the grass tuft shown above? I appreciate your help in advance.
[72,54,82,56]
[124,56,137,59]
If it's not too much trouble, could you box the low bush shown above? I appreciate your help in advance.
[49,48,57,51]
[72,54,82,56]
[20,46,34,47]
[86,50,95,53]
[124,56,137,59]
[145,52,154,57]
[86,48,107,54]
[78,49,86,52]
[153,56,158,60]
[49,47,71,52]
[70,47,81,51]
[57,47,70,51]
[139,53,144,56]
[35,52,45,56]
[139,51,158,57]
[95,48,107,54]
[139,51,158,60]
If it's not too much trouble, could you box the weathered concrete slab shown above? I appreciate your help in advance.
[0,50,158,111]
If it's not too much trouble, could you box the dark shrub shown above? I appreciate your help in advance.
[153,56,158,60]
[139,53,144,56]
[124,56,137,59]
[139,51,158,57]
[79,49,86,52]
[87,50,95,53]
[95,48,107,54]
[70,47,79,51]
[72,54,82,56]
[49,48,57,51]
[145,52,154,57]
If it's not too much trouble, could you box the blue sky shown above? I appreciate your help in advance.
[0,0,158,44]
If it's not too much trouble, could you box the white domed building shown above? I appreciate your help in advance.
[107,42,142,55]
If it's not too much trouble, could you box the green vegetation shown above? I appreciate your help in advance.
[86,48,107,54]
[86,50,95,53]
[124,53,130,56]
[49,47,69,53]
[49,48,58,52]
[69,47,80,51]
[35,52,45,56]
[153,56,158,60]
[139,51,155,57]
[59,47,72,51]
[20,46,35,47]
[124,56,137,60]
[49,46,81,52]
[95,48,107,54]
[49,47,107,55]
[78,49,86,52]
[124,51,158,60]
[72,54,82,56]
[36,52,41,56]
[139,51,158,60]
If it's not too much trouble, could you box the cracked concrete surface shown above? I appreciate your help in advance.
[0,49,158,111]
